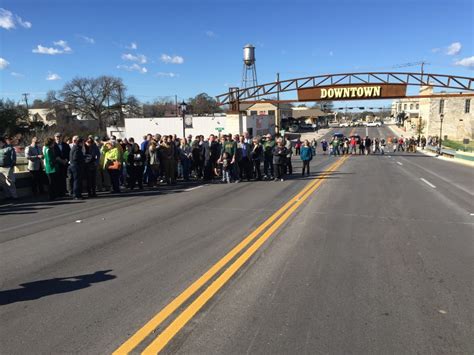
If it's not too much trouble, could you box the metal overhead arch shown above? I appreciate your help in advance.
[216,72,474,106]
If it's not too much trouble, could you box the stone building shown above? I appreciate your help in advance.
[391,86,473,140]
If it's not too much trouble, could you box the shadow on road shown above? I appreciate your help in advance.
[0,200,85,216]
[0,270,116,306]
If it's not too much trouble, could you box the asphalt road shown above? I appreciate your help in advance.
[1,126,473,354]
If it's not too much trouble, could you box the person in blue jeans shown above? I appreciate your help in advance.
[300,140,313,176]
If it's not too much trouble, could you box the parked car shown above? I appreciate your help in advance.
[366,121,382,127]
[339,122,350,128]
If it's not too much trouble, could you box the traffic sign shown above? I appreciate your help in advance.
[215,127,225,132]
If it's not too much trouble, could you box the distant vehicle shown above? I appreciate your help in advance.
[339,122,350,128]
[333,132,345,139]
[366,121,382,127]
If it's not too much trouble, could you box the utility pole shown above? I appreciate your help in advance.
[22,93,29,109]
[420,61,429,84]
[175,95,178,117]
[276,72,280,135]
[22,93,30,123]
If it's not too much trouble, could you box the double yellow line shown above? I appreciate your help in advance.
[114,155,349,354]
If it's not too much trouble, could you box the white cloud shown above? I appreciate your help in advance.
[117,63,147,74]
[431,47,440,53]
[160,54,184,64]
[0,8,31,30]
[16,14,31,28]
[454,56,474,69]
[446,42,461,55]
[11,71,24,77]
[329,51,334,56]
[78,35,95,44]
[53,40,72,52]
[33,45,62,55]
[121,53,147,64]
[33,40,72,55]
[46,72,61,81]
[0,57,9,69]
[156,72,178,78]
[205,30,216,38]
[127,42,137,50]
[0,8,15,29]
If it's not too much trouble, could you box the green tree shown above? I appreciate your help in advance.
[0,99,28,135]
[187,93,222,115]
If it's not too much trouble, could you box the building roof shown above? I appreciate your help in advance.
[241,101,293,111]
[291,108,326,118]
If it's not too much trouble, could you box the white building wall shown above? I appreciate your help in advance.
[243,114,276,137]
[124,116,227,140]
[124,114,276,140]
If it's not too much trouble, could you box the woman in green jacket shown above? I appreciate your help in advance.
[103,141,122,193]
[43,137,58,200]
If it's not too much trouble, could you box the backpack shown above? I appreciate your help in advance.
[0,146,13,167]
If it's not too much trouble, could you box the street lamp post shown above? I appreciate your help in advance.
[438,113,444,154]
[418,116,422,146]
[180,101,187,139]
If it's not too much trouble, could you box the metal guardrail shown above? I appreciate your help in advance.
[425,144,474,161]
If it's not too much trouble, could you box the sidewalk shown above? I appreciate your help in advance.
[386,124,474,167]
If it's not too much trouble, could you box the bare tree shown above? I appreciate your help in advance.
[48,76,138,132]
[143,98,176,117]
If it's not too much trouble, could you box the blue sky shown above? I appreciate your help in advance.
[1,0,473,108]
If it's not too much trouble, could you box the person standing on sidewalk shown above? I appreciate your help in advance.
[53,132,70,197]
[25,136,44,196]
[43,137,58,200]
[237,135,252,181]
[300,139,313,176]
[0,136,18,200]
[263,134,275,179]
[250,137,263,180]
[84,137,100,197]
[69,136,85,200]
[284,135,293,175]
[273,138,288,181]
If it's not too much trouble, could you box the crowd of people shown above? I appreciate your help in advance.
[0,132,319,201]
[0,131,427,201]
[318,134,426,155]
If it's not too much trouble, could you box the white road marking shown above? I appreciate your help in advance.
[184,185,204,192]
[420,178,436,188]
[396,161,403,166]
[470,213,474,216]
[388,155,392,158]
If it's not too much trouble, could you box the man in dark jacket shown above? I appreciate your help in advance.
[53,132,71,197]
[237,135,252,181]
[202,134,220,181]
[273,138,288,181]
[69,136,85,199]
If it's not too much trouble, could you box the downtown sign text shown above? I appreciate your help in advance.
[298,84,407,101]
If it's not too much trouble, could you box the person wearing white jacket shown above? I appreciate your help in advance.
[25,136,44,195]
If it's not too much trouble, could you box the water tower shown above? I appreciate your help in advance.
[241,44,258,88]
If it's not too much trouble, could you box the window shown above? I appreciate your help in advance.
[268,110,275,116]
[410,104,413,110]
[416,104,419,109]
[403,104,407,110]
[250,110,257,116]
[439,99,444,114]
[465,99,471,113]
[398,103,402,112]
